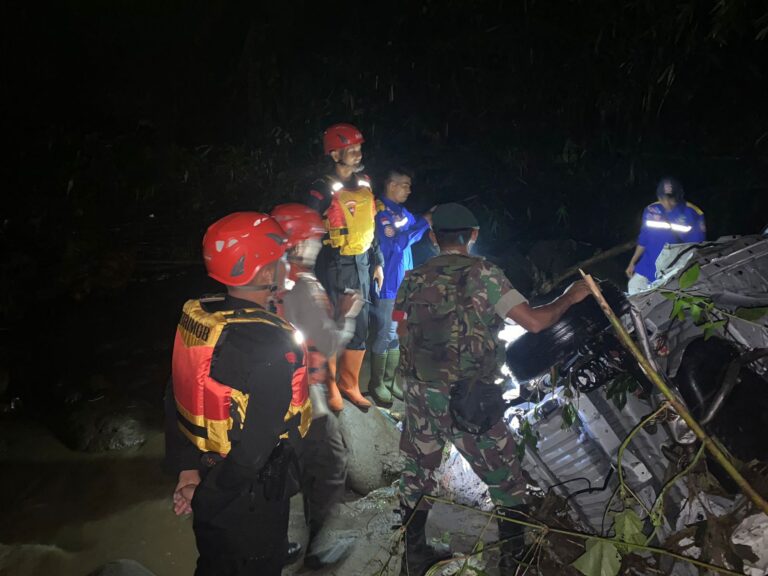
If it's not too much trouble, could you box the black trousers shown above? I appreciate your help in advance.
[301,413,347,533]
[192,465,289,576]
[316,248,371,350]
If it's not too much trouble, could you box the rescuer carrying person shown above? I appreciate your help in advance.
[306,123,384,410]
[164,212,312,576]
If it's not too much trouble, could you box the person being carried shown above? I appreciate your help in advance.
[394,203,591,575]
[271,203,364,569]
[369,167,430,406]
[164,212,311,576]
[306,123,384,411]
[625,176,705,294]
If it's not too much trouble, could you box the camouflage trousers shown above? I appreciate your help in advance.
[399,378,526,510]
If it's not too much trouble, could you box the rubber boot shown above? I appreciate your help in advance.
[337,349,371,410]
[326,356,344,413]
[304,521,356,569]
[384,348,403,401]
[401,507,452,575]
[369,353,392,406]
[496,505,529,574]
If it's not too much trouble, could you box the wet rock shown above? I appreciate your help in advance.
[88,559,156,576]
[55,397,154,452]
[437,445,492,510]
[338,401,404,495]
[285,487,402,576]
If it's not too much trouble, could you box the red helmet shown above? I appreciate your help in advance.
[271,203,326,248]
[202,212,287,286]
[323,123,365,155]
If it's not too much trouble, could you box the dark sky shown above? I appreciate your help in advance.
[3,0,768,304]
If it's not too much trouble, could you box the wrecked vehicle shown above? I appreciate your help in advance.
[503,234,768,574]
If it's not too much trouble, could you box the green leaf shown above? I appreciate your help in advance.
[661,291,677,301]
[670,299,686,321]
[690,303,703,324]
[650,509,663,528]
[734,306,768,322]
[516,417,539,460]
[561,402,579,430]
[613,509,646,552]
[605,374,639,411]
[703,319,727,340]
[678,263,700,290]
[572,539,622,576]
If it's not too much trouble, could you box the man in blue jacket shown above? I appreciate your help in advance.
[625,177,706,293]
[369,168,431,406]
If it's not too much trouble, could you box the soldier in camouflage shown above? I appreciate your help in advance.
[393,203,591,575]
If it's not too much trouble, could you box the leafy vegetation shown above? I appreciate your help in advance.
[662,262,768,341]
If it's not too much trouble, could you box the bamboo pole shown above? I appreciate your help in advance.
[536,240,635,295]
[579,270,768,515]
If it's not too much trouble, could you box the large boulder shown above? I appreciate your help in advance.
[437,444,493,511]
[337,401,404,494]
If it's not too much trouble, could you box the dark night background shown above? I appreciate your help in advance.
[2,1,768,410]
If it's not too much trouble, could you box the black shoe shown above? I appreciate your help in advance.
[400,507,452,576]
[284,541,302,566]
[496,505,529,574]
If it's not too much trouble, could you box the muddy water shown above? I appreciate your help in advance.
[0,419,198,575]
[0,416,497,576]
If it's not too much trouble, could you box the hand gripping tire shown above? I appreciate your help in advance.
[505,282,629,382]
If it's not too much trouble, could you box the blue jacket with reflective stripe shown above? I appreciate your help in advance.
[635,201,706,281]
[375,196,430,299]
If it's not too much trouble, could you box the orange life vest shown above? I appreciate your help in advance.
[172,298,312,456]
[324,176,376,256]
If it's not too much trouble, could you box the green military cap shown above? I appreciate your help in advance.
[431,203,480,231]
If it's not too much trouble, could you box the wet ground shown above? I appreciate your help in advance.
[0,416,498,576]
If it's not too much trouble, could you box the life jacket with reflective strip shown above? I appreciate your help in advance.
[172,298,311,456]
[324,175,376,256]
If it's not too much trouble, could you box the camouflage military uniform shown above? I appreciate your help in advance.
[394,252,528,510]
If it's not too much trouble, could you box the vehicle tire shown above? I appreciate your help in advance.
[505,282,628,382]
[674,338,768,462]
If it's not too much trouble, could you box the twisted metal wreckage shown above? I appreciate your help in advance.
[472,233,768,575]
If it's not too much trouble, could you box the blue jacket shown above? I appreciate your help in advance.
[635,201,706,281]
[375,196,430,299]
